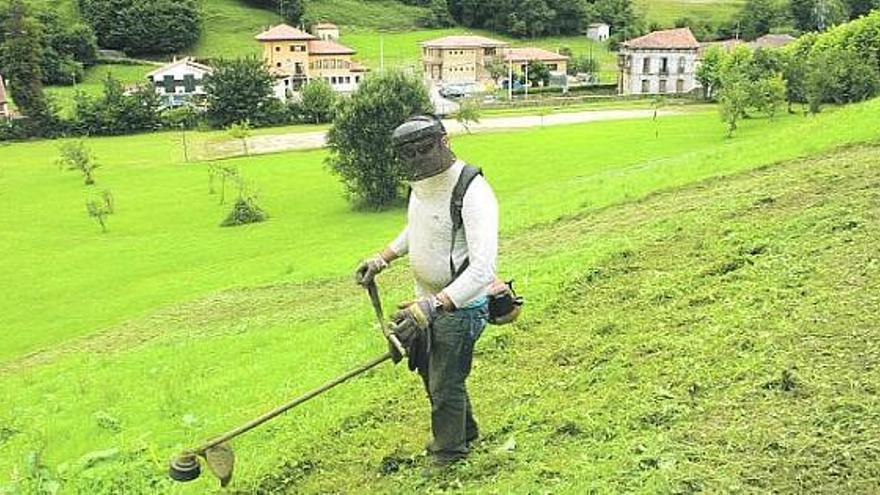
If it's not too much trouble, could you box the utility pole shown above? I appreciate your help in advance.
[524,63,529,99]
[508,58,513,101]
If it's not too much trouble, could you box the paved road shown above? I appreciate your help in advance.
[199,108,675,159]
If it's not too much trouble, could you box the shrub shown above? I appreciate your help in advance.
[221,196,267,227]
[326,70,433,209]
[204,57,275,128]
[57,140,99,185]
[298,79,338,124]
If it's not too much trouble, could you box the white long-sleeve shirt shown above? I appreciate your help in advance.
[388,160,498,308]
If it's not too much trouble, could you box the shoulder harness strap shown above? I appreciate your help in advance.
[449,165,483,280]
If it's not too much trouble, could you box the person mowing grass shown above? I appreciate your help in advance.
[355,115,499,466]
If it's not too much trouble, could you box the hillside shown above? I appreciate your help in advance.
[1,133,878,492]
[0,97,879,491]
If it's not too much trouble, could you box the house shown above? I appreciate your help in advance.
[146,58,213,107]
[617,27,701,95]
[255,23,366,98]
[312,22,340,41]
[587,23,610,42]
[0,74,10,119]
[421,35,508,84]
[503,48,569,78]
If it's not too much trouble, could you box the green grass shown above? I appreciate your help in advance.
[0,100,878,492]
[635,0,745,26]
[45,64,158,117]
[3,101,880,364]
[188,0,280,59]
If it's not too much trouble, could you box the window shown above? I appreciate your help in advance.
[678,57,686,74]
[676,79,684,93]
[659,79,667,93]
[183,74,195,93]
[548,64,558,71]
[331,76,337,84]
[275,46,281,52]
[355,76,360,83]
[641,79,649,93]
[276,62,282,68]
[642,57,650,74]
[660,57,668,75]
[163,75,175,92]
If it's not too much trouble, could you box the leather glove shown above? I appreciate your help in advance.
[354,254,388,286]
[392,297,440,334]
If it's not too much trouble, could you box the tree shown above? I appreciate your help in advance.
[77,0,202,55]
[299,79,338,124]
[73,75,161,135]
[719,75,750,137]
[455,98,481,133]
[0,0,56,136]
[790,0,847,32]
[523,60,551,86]
[696,45,725,100]
[205,57,275,128]
[843,0,880,19]
[227,120,253,156]
[86,190,114,233]
[57,141,99,185]
[568,55,601,78]
[423,0,455,27]
[485,57,509,81]
[807,46,880,112]
[326,70,433,209]
[737,0,787,40]
[752,73,787,119]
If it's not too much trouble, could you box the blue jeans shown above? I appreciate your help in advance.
[417,303,489,461]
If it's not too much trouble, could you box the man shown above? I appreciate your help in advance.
[355,115,498,465]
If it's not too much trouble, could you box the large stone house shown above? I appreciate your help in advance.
[255,23,366,98]
[421,35,509,84]
[0,74,10,119]
[617,27,701,95]
[146,58,213,107]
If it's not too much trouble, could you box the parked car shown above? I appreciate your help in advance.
[500,78,524,91]
[440,85,466,98]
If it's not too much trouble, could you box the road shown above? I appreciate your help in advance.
[197,108,675,160]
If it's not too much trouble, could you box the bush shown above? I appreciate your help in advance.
[204,57,276,128]
[298,79,338,124]
[807,47,880,112]
[326,70,433,209]
[72,75,161,135]
[77,0,201,55]
[221,197,267,227]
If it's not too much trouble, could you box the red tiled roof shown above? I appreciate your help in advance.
[623,28,699,49]
[256,24,316,41]
[752,34,796,49]
[422,35,508,49]
[503,47,569,62]
[307,39,356,55]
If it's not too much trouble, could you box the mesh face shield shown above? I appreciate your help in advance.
[392,116,452,181]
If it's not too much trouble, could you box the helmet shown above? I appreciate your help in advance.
[391,115,446,147]
[391,115,455,181]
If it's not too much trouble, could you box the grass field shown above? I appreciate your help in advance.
[0,98,878,492]
[635,0,745,25]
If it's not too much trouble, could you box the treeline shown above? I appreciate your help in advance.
[0,2,98,86]
[420,0,645,40]
[679,0,880,42]
[77,0,202,55]
[699,10,880,135]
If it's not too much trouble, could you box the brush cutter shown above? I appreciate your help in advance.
[168,281,405,487]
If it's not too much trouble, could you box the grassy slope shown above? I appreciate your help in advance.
[2,101,880,363]
[45,64,158,117]
[635,0,745,25]
[1,135,878,493]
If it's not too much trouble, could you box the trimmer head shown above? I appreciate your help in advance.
[168,453,202,482]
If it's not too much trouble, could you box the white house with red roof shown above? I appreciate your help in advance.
[618,27,701,95]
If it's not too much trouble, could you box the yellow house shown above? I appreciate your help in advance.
[421,35,508,84]
[255,24,365,97]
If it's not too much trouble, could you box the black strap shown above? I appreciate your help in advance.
[449,165,483,280]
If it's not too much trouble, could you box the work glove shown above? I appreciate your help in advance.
[392,297,439,335]
[354,254,388,286]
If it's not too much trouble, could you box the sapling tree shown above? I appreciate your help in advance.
[455,98,482,134]
[57,140,98,185]
[86,189,114,232]
[227,120,253,156]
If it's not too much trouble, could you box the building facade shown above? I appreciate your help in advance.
[146,58,213,107]
[256,24,365,98]
[504,47,569,77]
[617,28,700,96]
[421,36,508,84]
[587,23,610,42]
[0,74,10,119]
[311,22,340,41]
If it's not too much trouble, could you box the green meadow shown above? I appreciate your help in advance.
[635,0,745,25]
[1,99,879,492]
